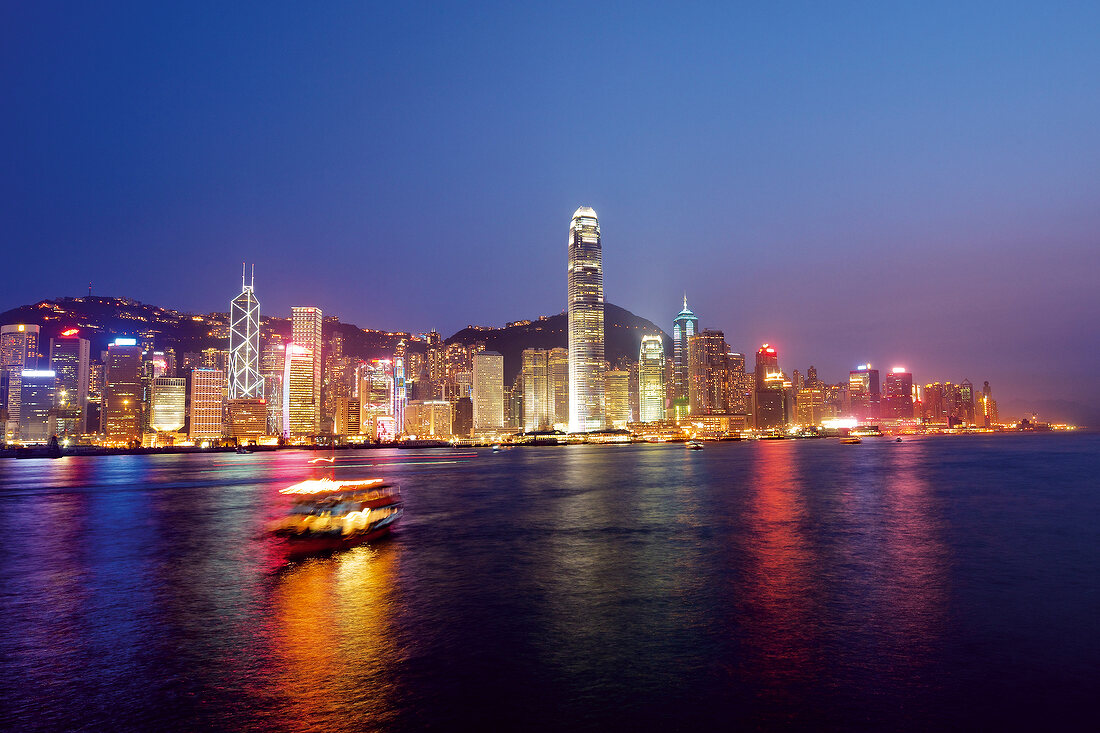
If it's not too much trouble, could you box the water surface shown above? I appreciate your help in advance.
[1,433,1097,730]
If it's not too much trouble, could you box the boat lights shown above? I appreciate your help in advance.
[280,478,385,495]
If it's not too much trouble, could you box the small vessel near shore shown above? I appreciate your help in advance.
[686,440,704,450]
[840,437,862,444]
[271,477,402,558]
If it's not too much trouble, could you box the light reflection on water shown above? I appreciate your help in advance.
[0,435,1097,730]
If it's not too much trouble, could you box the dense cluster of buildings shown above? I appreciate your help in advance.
[1,207,1021,448]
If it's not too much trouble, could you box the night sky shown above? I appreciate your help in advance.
[3,2,1098,421]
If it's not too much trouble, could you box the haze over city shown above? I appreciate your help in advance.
[3,2,1098,422]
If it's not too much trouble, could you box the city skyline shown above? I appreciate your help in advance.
[2,3,1098,423]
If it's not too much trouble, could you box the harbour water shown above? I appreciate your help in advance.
[1,433,1097,730]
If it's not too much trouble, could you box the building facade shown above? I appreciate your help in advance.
[638,335,666,423]
[2,323,41,440]
[290,306,323,433]
[228,266,263,399]
[567,206,605,432]
[103,339,143,444]
[189,368,226,440]
[49,332,90,434]
[150,377,186,432]
[472,351,504,430]
[18,370,56,443]
[672,297,699,405]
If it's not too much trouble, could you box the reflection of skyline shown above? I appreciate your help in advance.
[260,546,402,729]
[741,441,821,698]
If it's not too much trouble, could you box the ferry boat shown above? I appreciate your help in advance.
[271,477,402,558]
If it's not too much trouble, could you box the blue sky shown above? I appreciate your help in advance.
[2,2,1099,420]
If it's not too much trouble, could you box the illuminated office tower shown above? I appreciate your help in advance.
[229,265,263,399]
[404,400,453,439]
[291,307,323,433]
[452,396,473,437]
[103,338,143,444]
[883,367,914,419]
[189,368,225,440]
[284,344,316,437]
[334,396,361,436]
[549,347,569,428]
[604,369,630,429]
[567,206,605,432]
[980,381,997,427]
[638,335,666,423]
[393,341,407,435]
[795,385,825,425]
[951,379,976,424]
[754,344,785,430]
[150,377,186,432]
[922,383,947,423]
[472,351,504,430]
[848,364,881,421]
[357,360,395,438]
[688,329,731,416]
[261,341,285,436]
[2,323,41,439]
[18,370,56,443]
[49,330,90,434]
[728,351,750,415]
[672,297,698,403]
[522,349,551,432]
[226,399,267,440]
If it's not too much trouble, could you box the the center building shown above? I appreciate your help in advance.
[567,206,605,432]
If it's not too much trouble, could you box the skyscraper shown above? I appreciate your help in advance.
[638,335,666,423]
[49,331,90,434]
[848,364,881,421]
[291,307,323,433]
[284,344,316,437]
[472,351,504,430]
[883,367,914,419]
[103,338,143,445]
[2,323,41,440]
[754,344,785,430]
[567,206,605,432]
[189,368,226,440]
[688,329,732,416]
[548,347,569,428]
[604,369,630,429]
[18,370,56,443]
[672,297,699,404]
[522,349,551,432]
[229,265,263,399]
[150,377,186,432]
[728,351,750,415]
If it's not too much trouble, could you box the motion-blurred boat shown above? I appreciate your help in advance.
[686,440,704,450]
[840,437,862,444]
[271,477,402,558]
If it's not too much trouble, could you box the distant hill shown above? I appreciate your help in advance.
[448,303,671,384]
[0,296,409,360]
[0,297,669,380]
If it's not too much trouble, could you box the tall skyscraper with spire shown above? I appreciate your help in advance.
[567,206,605,432]
[672,296,698,404]
[228,265,263,399]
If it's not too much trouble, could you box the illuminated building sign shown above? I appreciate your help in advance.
[61,328,80,337]
[113,337,138,346]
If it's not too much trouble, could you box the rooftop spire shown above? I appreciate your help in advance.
[683,293,688,310]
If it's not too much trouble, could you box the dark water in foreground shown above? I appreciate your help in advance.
[0,433,1097,731]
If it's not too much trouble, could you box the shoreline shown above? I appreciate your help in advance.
[0,428,1085,460]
